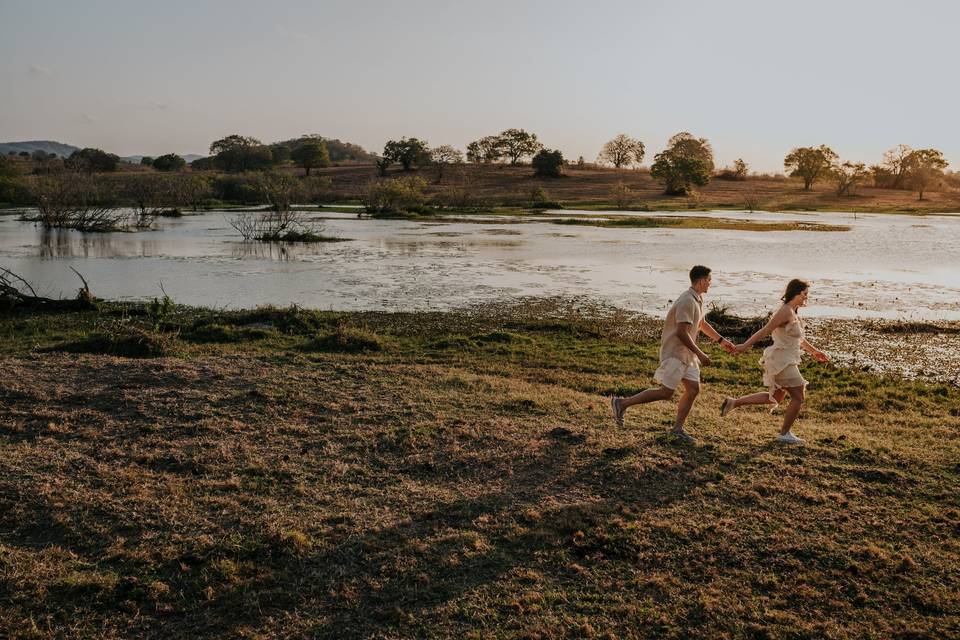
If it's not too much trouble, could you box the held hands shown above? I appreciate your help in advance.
[719,338,736,355]
[734,343,751,354]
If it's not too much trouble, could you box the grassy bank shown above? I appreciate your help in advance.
[545,216,850,232]
[1,301,958,639]
[305,164,960,215]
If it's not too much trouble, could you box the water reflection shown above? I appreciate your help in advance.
[39,228,164,259]
[230,241,300,261]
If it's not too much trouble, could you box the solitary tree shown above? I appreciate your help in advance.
[152,154,187,172]
[532,149,564,178]
[830,160,868,196]
[881,144,914,189]
[291,141,330,176]
[140,156,154,166]
[498,129,542,165]
[597,134,645,169]
[733,158,749,179]
[466,136,504,163]
[783,145,837,190]
[904,149,948,200]
[649,132,714,195]
[383,137,430,171]
[430,145,463,182]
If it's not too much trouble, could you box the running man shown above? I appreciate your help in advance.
[610,265,735,441]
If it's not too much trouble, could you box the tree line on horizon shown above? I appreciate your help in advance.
[1,129,954,207]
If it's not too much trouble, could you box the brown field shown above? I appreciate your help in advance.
[307,164,960,214]
[1,301,958,639]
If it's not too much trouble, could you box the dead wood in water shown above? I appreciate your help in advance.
[0,267,98,311]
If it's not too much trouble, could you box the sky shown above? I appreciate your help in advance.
[1,0,957,172]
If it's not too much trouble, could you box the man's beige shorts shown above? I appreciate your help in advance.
[653,358,700,390]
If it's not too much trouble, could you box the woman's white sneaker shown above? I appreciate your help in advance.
[777,432,804,444]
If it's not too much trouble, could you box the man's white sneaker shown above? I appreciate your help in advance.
[777,432,805,444]
[610,396,624,427]
[720,397,735,417]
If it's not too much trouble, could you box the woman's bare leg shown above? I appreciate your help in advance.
[730,388,785,410]
[780,386,805,435]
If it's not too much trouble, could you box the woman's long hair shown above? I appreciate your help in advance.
[781,278,810,303]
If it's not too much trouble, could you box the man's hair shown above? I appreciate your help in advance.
[689,265,711,283]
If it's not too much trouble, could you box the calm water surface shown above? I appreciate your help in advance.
[1,209,958,319]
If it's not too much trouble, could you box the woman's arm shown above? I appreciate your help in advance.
[737,306,792,351]
[801,339,830,362]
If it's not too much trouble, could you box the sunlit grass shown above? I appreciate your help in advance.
[0,301,957,638]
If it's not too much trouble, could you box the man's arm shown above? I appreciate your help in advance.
[677,322,711,366]
[700,319,735,353]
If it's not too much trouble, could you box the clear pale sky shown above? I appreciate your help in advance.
[1,0,956,171]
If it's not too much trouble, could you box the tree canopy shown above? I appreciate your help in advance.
[65,148,120,173]
[498,129,542,165]
[597,134,645,169]
[649,132,714,195]
[291,141,331,176]
[383,138,430,171]
[830,160,868,196]
[209,135,274,173]
[152,154,186,172]
[904,148,948,200]
[430,145,463,182]
[784,145,837,190]
[466,136,505,164]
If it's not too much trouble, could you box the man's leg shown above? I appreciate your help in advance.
[611,384,674,427]
[619,385,675,409]
[673,379,700,434]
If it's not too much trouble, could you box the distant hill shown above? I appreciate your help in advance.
[0,140,79,158]
[2,135,376,165]
[271,135,378,164]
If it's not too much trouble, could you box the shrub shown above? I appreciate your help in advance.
[610,182,635,209]
[532,149,564,178]
[185,323,272,343]
[363,176,428,214]
[27,173,126,231]
[52,324,176,358]
[152,154,186,172]
[307,326,383,353]
[705,303,771,344]
[211,175,263,204]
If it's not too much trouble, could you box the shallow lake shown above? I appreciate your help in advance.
[1,208,959,319]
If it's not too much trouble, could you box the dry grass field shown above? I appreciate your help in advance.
[309,164,960,214]
[1,300,958,639]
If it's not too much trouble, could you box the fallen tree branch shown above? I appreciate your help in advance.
[0,267,97,311]
[0,268,39,298]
